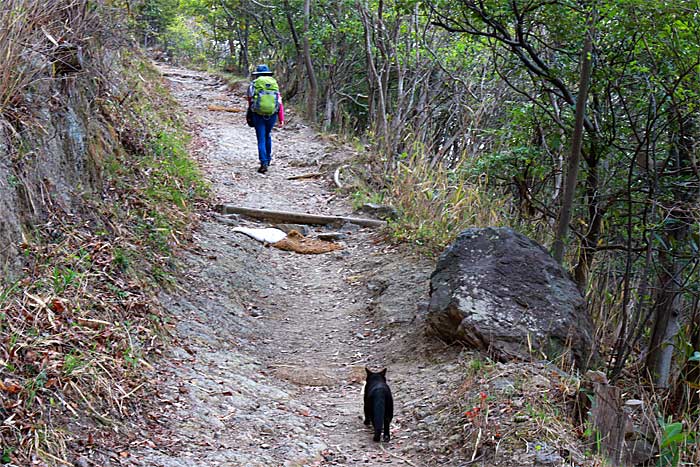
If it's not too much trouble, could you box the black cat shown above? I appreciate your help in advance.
[363,367,393,442]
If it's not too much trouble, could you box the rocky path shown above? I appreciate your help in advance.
[129,66,469,467]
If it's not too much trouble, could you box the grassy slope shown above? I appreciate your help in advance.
[0,48,207,465]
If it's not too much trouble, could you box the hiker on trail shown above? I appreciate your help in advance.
[247,64,284,174]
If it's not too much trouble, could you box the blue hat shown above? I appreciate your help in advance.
[252,64,273,76]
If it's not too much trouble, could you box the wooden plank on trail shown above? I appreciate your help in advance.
[216,205,386,228]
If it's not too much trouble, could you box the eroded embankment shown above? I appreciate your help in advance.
[0,13,205,462]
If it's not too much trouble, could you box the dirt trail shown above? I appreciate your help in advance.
[130,66,469,467]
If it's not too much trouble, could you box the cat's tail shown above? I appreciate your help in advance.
[372,393,385,442]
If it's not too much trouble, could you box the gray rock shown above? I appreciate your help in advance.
[359,203,398,220]
[526,442,563,465]
[491,377,516,392]
[622,404,658,465]
[332,249,350,260]
[426,227,595,369]
[626,436,656,466]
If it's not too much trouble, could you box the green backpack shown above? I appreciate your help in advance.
[251,76,280,116]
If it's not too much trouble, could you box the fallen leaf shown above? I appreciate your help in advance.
[51,299,66,313]
[0,381,22,394]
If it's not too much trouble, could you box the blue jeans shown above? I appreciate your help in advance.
[252,112,277,165]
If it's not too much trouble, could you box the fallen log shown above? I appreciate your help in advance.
[216,205,386,228]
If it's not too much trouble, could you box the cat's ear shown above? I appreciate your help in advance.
[365,366,372,375]
[379,368,387,376]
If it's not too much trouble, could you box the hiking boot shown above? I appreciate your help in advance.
[257,164,268,174]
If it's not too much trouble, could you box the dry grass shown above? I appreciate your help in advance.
[0,0,99,128]
[383,152,518,255]
[448,359,603,466]
[0,217,164,464]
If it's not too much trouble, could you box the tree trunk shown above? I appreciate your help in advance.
[226,17,236,70]
[589,382,628,465]
[573,151,602,288]
[282,0,303,100]
[323,33,338,130]
[645,111,696,389]
[358,1,387,145]
[645,224,686,388]
[323,84,334,130]
[239,18,249,72]
[302,0,318,122]
[552,19,594,263]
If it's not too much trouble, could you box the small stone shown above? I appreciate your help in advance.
[74,457,90,467]
[317,232,346,241]
[535,451,563,465]
[333,250,350,260]
[260,443,271,449]
[339,221,360,233]
[531,374,550,388]
[627,435,656,465]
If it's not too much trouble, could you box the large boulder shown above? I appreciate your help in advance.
[427,227,595,368]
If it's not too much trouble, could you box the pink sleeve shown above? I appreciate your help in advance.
[278,99,285,124]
